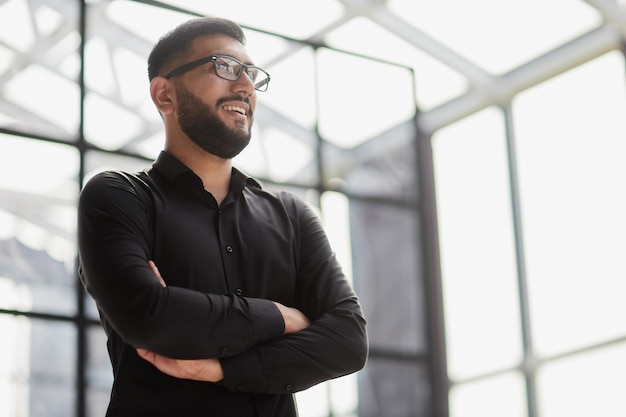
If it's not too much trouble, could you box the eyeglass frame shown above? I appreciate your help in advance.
[163,54,271,92]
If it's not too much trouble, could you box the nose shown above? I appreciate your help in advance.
[231,71,255,98]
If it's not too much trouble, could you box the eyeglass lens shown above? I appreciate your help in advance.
[214,56,269,92]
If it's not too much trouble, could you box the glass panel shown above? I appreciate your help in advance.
[389,0,601,74]
[87,387,110,417]
[449,372,527,417]
[296,382,330,417]
[513,51,626,356]
[84,292,101,322]
[30,319,77,417]
[536,343,626,417]
[296,375,361,417]
[432,107,522,380]
[329,120,418,203]
[83,0,187,156]
[317,48,415,149]
[236,44,317,186]
[83,150,152,184]
[329,374,358,416]
[297,375,358,417]
[358,359,433,417]
[321,192,353,282]
[158,0,345,40]
[0,0,80,140]
[236,122,317,186]
[325,16,466,112]
[0,135,78,316]
[87,325,112,417]
[0,314,29,416]
[257,46,317,130]
[0,315,76,417]
[350,200,427,353]
[100,0,192,41]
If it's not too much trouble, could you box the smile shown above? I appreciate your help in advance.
[223,105,247,115]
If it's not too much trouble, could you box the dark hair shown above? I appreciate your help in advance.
[147,17,246,80]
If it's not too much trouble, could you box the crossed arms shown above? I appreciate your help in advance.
[136,261,312,383]
[77,170,368,394]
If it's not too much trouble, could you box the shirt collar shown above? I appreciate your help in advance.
[152,151,261,194]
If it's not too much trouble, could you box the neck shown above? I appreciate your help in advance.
[165,140,232,206]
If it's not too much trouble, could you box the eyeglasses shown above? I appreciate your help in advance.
[164,54,271,92]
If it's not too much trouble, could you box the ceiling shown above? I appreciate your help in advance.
[1,0,625,195]
[1,0,625,138]
[149,0,626,134]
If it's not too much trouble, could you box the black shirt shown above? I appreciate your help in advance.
[77,151,368,417]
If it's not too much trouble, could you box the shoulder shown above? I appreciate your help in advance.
[82,168,158,192]
[246,185,317,214]
[79,169,154,207]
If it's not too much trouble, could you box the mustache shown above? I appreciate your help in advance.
[216,95,251,107]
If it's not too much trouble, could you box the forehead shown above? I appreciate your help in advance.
[186,34,253,64]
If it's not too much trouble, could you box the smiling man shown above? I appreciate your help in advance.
[77,16,368,417]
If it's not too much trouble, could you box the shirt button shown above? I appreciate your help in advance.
[220,347,228,356]
[284,384,293,392]
[236,288,243,296]
[226,246,233,253]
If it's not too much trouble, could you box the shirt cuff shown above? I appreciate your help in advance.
[247,298,285,344]
[219,348,296,395]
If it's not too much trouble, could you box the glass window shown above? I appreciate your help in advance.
[536,343,626,417]
[317,48,415,149]
[513,51,626,357]
[449,372,527,417]
[0,135,78,316]
[86,325,112,417]
[0,316,77,417]
[433,107,522,380]
[388,0,601,75]
[0,0,80,140]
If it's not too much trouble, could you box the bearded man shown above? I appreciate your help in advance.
[77,16,368,417]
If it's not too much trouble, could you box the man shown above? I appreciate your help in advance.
[77,16,368,417]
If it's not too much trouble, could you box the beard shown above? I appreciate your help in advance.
[175,83,252,159]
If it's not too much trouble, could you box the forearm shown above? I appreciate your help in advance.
[105,285,284,359]
[80,246,284,359]
[80,249,284,358]
[219,299,368,394]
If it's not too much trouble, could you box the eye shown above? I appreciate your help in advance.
[245,68,258,82]
[214,60,230,71]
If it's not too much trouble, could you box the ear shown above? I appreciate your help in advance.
[150,77,175,115]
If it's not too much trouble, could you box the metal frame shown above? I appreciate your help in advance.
[2,0,626,416]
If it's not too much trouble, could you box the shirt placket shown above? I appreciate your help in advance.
[217,206,243,297]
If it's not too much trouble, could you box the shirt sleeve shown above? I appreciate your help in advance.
[219,194,368,394]
[77,171,285,359]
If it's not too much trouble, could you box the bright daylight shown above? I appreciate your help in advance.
[1,1,625,417]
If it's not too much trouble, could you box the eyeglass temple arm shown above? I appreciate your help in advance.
[163,56,214,79]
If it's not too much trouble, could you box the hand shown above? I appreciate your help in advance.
[148,260,166,287]
[136,348,224,382]
[273,302,311,334]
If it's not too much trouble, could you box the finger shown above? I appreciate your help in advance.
[148,260,166,287]
[136,349,181,379]
[136,348,152,361]
[137,348,161,369]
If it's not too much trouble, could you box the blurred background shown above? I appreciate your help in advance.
[1,0,626,416]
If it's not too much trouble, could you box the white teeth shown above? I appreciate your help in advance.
[224,105,246,115]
